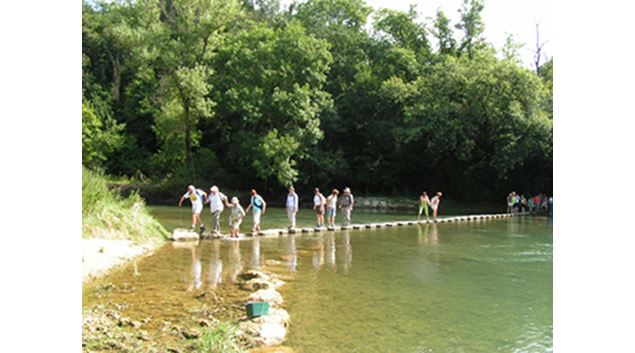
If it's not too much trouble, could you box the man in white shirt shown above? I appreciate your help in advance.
[313,187,326,227]
[339,187,355,226]
[178,185,207,232]
[206,185,227,235]
[286,186,299,229]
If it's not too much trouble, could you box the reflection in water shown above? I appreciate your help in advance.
[326,233,336,269]
[226,241,242,283]
[428,224,438,246]
[342,232,352,273]
[188,246,203,292]
[207,240,223,290]
[417,224,428,244]
[252,237,261,269]
[287,234,298,273]
[313,236,325,270]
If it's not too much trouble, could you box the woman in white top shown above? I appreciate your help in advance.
[286,186,299,229]
[206,185,227,235]
[429,192,443,221]
[326,189,339,228]
[313,187,326,227]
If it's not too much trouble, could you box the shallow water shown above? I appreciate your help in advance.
[84,207,552,353]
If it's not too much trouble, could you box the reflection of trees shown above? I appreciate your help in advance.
[207,240,223,290]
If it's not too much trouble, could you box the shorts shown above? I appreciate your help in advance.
[315,206,324,215]
[192,203,203,215]
[231,218,242,230]
[327,207,336,217]
[253,209,262,224]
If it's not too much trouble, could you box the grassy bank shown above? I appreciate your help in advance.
[82,166,169,242]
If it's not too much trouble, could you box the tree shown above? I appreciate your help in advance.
[82,100,124,169]
[432,9,456,56]
[373,6,431,60]
[501,33,524,64]
[456,0,486,59]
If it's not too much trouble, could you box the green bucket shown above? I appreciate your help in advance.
[245,301,270,319]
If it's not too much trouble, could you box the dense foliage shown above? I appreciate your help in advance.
[83,0,552,201]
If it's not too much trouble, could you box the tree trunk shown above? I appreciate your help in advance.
[184,103,197,183]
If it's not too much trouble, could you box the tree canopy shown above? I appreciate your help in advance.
[82,0,552,201]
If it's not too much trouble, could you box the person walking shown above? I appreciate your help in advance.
[326,189,339,228]
[429,192,443,222]
[225,197,245,238]
[339,187,355,226]
[206,185,227,235]
[245,189,267,233]
[178,185,207,232]
[286,186,299,229]
[418,191,431,221]
[313,187,326,227]
[507,192,515,214]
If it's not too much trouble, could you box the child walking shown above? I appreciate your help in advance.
[225,197,246,238]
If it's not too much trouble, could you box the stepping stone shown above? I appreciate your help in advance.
[314,227,324,232]
[301,228,312,233]
[386,223,394,227]
[327,227,336,231]
[364,224,373,229]
[341,225,351,230]
[353,225,362,230]
[396,222,405,226]
[407,221,415,225]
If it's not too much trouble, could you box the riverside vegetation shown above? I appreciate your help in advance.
[83,0,553,202]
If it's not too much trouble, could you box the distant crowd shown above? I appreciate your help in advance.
[506,192,552,214]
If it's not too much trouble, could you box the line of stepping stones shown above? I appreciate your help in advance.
[245,212,530,238]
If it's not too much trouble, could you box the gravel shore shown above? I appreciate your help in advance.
[82,239,160,282]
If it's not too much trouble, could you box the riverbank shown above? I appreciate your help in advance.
[82,239,161,282]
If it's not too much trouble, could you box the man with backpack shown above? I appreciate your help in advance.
[339,187,355,226]
[178,185,207,233]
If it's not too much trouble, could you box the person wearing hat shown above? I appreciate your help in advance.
[429,192,443,221]
[178,185,207,232]
[224,196,246,238]
[339,187,355,226]
[326,189,339,228]
[313,187,327,227]
[206,185,228,235]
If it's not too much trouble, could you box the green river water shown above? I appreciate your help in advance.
[84,207,552,353]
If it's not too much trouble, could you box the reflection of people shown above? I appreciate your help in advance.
[342,232,352,273]
[286,186,299,230]
[429,192,443,221]
[313,188,326,228]
[187,246,203,292]
[326,233,336,268]
[418,191,430,221]
[178,185,207,232]
[428,223,438,246]
[312,236,325,270]
[206,186,227,235]
[245,189,267,232]
[207,240,223,290]
[339,187,355,226]
[226,240,242,283]
[252,237,261,269]
[287,234,298,272]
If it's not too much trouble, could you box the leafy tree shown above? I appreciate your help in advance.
[82,100,124,169]
[456,0,486,59]
[432,9,457,56]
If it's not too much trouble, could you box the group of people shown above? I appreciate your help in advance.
[178,185,267,238]
[417,192,443,221]
[506,191,552,213]
[178,184,356,238]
